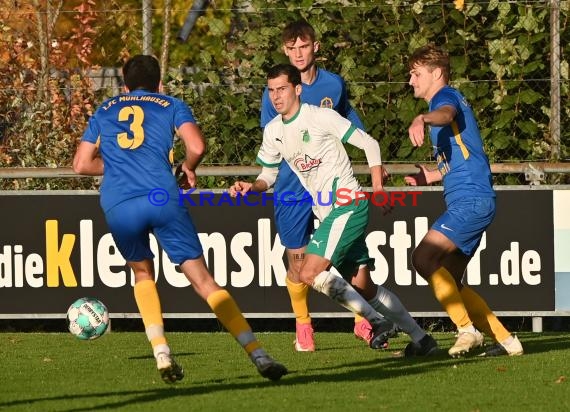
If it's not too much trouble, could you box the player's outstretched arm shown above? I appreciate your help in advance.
[177,122,206,189]
[370,165,385,192]
[370,165,393,215]
[404,164,442,186]
[409,105,456,147]
[347,129,392,214]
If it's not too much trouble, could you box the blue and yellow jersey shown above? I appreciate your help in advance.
[260,67,365,198]
[81,89,196,211]
[429,85,495,204]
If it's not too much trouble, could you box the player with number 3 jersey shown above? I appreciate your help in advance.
[74,54,287,384]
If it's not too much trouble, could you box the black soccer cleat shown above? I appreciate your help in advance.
[253,354,288,381]
[404,334,439,357]
[478,336,523,357]
[369,322,394,350]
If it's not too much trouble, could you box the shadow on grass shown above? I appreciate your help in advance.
[435,331,570,357]
[2,332,568,411]
[0,349,475,411]
[127,351,196,361]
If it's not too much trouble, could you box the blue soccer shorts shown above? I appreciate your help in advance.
[432,196,496,257]
[105,193,203,264]
[273,163,315,249]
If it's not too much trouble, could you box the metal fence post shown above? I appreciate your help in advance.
[550,0,561,161]
[142,0,153,55]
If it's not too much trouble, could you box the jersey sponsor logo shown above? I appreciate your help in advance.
[320,97,333,109]
[294,155,321,172]
[440,223,454,232]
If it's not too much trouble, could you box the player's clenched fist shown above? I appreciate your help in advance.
[175,163,197,190]
[408,115,425,147]
[229,181,253,197]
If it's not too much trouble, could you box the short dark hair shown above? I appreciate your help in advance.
[267,64,302,86]
[122,55,161,92]
[408,44,451,82]
[281,19,316,44]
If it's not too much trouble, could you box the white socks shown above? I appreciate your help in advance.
[312,270,383,327]
[153,344,170,358]
[368,285,426,343]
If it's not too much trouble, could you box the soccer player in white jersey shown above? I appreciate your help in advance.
[259,19,382,351]
[230,64,438,356]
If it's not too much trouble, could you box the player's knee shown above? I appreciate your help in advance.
[411,247,430,275]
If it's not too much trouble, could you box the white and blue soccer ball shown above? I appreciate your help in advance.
[66,297,110,340]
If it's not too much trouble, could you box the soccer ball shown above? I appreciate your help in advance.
[66,297,110,340]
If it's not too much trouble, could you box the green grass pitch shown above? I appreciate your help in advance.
[0,331,568,411]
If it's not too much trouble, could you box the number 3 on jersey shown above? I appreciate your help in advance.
[117,105,144,149]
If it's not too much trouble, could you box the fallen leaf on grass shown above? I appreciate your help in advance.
[497,366,507,372]
[555,376,566,384]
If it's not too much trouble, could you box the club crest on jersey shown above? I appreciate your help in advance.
[302,129,310,143]
[435,151,450,176]
[294,154,321,172]
[320,97,333,109]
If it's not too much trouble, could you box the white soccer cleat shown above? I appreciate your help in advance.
[448,329,484,357]
[156,352,184,384]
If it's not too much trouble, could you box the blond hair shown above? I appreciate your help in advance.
[408,44,451,82]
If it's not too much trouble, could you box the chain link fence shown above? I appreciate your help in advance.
[0,1,568,189]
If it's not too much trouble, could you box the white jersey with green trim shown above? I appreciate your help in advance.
[257,103,362,220]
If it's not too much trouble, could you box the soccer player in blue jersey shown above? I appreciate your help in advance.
[405,44,523,357]
[260,19,387,351]
[73,55,287,383]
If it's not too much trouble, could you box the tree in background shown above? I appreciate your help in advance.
[0,0,99,189]
[0,0,568,189]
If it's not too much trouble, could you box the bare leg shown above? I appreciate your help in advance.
[300,254,386,332]
[179,256,287,380]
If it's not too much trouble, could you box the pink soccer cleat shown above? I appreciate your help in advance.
[294,322,315,352]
